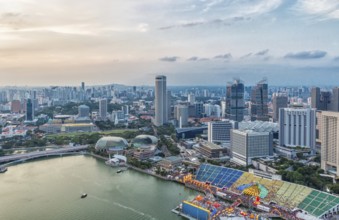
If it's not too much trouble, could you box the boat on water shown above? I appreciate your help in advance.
[117,169,123,173]
[81,193,87,199]
[0,167,7,173]
[105,155,127,167]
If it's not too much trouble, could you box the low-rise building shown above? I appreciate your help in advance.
[133,149,155,161]
[61,123,97,133]
[158,156,182,171]
[196,141,227,158]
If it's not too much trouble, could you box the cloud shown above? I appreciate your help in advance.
[334,56,339,61]
[295,0,339,20]
[0,12,26,29]
[214,53,232,59]
[187,56,198,61]
[240,53,253,59]
[255,49,269,56]
[159,16,250,30]
[159,56,179,62]
[137,23,149,32]
[284,50,327,59]
[187,56,209,61]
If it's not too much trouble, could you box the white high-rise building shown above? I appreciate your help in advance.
[231,130,273,166]
[208,121,233,143]
[321,111,339,177]
[213,104,221,118]
[176,105,188,128]
[99,98,107,119]
[188,94,195,105]
[221,101,226,118]
[279,107,316,152]
[204,103,213,116]
[154,75,167,126]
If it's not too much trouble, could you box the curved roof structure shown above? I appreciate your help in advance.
[95,136,128,152]
[131,135,158,149]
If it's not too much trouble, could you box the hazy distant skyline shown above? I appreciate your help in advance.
[1,0,339,86]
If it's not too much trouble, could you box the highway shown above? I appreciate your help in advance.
[0,145,88,164]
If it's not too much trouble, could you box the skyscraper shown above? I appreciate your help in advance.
[279,107,316,152]
[226,79,245,122]
[154,75,167,126]
[272,93,288,122]
[26,99,34,121]
[188,94,195,105]
[250,79,268,121]
[99,98,107,119]
[176,105,188,128]
[311,87,321,109]
[330,87,339,112]
[320,111,339,177]
[311,87,331,111]
[81,82,85,91]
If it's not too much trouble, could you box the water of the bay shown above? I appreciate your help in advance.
[0,155,198,220]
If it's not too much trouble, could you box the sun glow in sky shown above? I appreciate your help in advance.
[1,0,339,86]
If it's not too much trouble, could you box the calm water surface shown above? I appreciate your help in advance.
[0,155,198,220]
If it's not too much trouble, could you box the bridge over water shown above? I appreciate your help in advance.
[0,145,88,168]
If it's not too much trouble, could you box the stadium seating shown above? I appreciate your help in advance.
[195,164,243,188]
[194,164,339,219]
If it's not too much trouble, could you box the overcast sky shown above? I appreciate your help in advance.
[1,0,339,86]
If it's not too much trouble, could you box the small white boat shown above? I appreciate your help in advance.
[0,167,7,173]
[105,155,127,167]
[81,193,87,199]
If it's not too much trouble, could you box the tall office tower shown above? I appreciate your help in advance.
[272,93,288,122]
[78,105,90,118]
[194,102,204,118]
[81,82,85,90]
[330,87,339,112]
[226,79,245,122]
[208,121,233,143]
[99,98,108,119]
[188,94,195,105]
[311,87,320,109]
[154,75,167,126]
[322,91,331,110]
[311,87,332,111]
[176,105,188,128]
[321,111,339,177]
[311,87,331,110]
[250,80,268,121]
[167,91,172,119]
[231,130,273,166]
[221,101,226,118]
[279,107,316,152]
[25,99,34,121]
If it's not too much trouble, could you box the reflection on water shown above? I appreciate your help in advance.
[0,155,197,220]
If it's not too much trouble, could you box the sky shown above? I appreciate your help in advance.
[0,0,339,86]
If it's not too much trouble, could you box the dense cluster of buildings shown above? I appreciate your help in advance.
[2,75,339,182]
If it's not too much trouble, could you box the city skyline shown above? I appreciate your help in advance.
[0,0,339,86]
